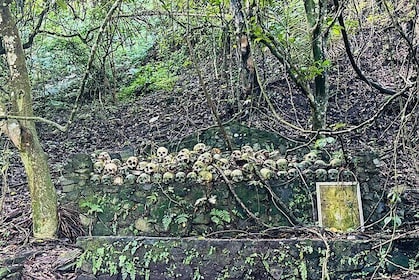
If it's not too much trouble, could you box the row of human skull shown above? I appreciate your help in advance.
[91,145,348,184]
[90,165,352,186]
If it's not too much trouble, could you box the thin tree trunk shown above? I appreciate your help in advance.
[230,0,259,109]
[305,0,328,130]
[0,1,58,239]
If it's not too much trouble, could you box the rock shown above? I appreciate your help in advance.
[62,184,77,193]
[59,176,76,186]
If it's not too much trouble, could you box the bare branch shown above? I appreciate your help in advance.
[0,3,50,55]
[334,0,404,97]
[0,115,66,131]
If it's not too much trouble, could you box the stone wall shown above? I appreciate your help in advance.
[59,140,384,237]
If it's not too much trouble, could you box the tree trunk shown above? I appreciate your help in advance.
[230,0,259,109]
[0,1,58,239]
[305,0,328,130]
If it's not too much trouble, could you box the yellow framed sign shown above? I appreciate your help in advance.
[316,182,364,232]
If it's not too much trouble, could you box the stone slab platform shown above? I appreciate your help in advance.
[75,235,419,279]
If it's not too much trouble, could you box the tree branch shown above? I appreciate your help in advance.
[0,115,66,132]
[334,0,401,96]
[0,3,50,55]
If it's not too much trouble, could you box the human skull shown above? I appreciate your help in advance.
[104,162,118,175]
[313,159,329,169]
[186,171,198,182]
[277,170,288,180]
[341,169,353,181]
[329,158,343,168]
[137,161,148,172]
[152,173,163,184]
[230,150,242,161]
[137,173,151,184]
[260,167,274,180]
[145,162,158,174]
[223,169,232,178]
[111,158,122,167]
[98,151,111,163]
[328,168,339,181]
[93,161,105,174]
[193,160,206,173]
[156,146,169,161]
[206,164,215,173]
[125,174,137,185]
[90,174,101,184]
[287,168,298,179]
[276,158,288,171]
[231,169,244,182]
[241,145,254,154]
[242,163,254,174]
[175,171,186,183]
[126,156,139,169]
[303,169,315,182]
[215,158,230,170]
[163,154,174,164]
[315,169,328,181]
[176,150,190,164]
[263,159,276,170]
[162,155,176,172]
[212,153,222,161]
[297,160,311,171]
[163,172,175,184]
[113,175,124,186]
[198,170,213,183]
[101,174,112,185]
[193,143,206,153]
[304,152,317,163]
[198,152,212,165]
[240,152,252,162]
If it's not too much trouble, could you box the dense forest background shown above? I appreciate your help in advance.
[0,0,418,278]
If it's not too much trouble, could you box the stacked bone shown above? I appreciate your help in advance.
[90,143,354,186]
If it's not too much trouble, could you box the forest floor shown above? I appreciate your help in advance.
[1,56,418,279]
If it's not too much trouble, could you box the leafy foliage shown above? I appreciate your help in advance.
[118,61,178,99]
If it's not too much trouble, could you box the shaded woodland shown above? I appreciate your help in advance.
[0,0,418,278]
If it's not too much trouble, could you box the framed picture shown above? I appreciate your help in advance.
[316,182,364,232]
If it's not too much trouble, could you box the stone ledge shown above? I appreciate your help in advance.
[75,236,419,280]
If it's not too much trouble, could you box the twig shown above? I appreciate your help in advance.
[185,34,233,151]
[304,227,331,280]
[213,165,270,228]
[256,174,301,226]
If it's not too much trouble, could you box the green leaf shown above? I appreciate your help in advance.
[162,214,174,231]
[175,213,189,226]
[119,255,127,266]
[56,0,68,10]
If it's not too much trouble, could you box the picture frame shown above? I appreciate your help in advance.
[316,182,364,232]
